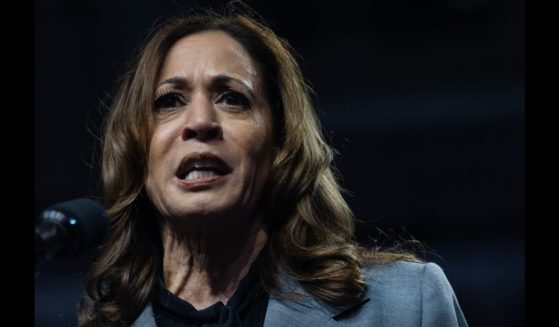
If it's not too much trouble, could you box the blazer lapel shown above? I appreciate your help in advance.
[264,280,370,326]
[131,303,157,327]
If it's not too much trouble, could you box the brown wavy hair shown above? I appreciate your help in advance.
[78,5,416,327]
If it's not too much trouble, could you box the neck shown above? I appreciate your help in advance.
[159,215,268,310]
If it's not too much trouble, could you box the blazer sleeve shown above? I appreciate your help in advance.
[421,262,468,327]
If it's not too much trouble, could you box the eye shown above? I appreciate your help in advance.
[218,91,250,109]
[154,91,186,110]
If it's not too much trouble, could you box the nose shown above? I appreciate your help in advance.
[181,95,222,141]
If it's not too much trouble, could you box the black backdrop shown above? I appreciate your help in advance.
[35,0,524,326]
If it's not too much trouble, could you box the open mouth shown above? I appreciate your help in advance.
[176,153,232,182]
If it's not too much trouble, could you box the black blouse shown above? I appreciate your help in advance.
[152,258,269,327]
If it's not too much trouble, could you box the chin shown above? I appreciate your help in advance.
[172,199,234,219]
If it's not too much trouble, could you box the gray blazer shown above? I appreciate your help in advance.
[132,261,468,326]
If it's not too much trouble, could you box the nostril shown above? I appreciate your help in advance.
[206,127,221,140]
[183,126,222,141]
[184,129,197,139]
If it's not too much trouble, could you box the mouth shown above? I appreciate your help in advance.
[176,152,232,182]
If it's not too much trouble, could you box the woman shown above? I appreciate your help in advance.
[78,5,468,327]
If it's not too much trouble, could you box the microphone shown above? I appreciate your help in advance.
[35,198,109,265]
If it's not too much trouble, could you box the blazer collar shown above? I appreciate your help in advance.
[131,274,371,327]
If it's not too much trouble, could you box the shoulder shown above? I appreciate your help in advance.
[364,260,450,292]
[266,260,468,326]
[361,260,468,326]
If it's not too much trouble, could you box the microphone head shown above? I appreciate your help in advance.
[37,198,109,259]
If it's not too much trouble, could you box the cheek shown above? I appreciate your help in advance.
[243,124,275,175]
[145,176,155,200]
[145,150,159,195]
[145,129,172,183]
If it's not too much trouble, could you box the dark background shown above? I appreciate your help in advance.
[35,0,524,326]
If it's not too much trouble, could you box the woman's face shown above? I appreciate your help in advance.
[145,30,275,222]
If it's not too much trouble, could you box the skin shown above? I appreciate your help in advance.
[145,30,276,309]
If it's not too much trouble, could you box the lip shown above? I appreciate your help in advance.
[175,152,232,190]
[175,173,228,190]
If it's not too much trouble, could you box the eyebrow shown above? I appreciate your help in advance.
[158,74,256,98]
[158,76,188,88]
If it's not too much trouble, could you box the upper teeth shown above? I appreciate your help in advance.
[183,170,219,181]
[192,159,219,169]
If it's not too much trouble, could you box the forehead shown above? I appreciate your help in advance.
[158,30,258,84]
